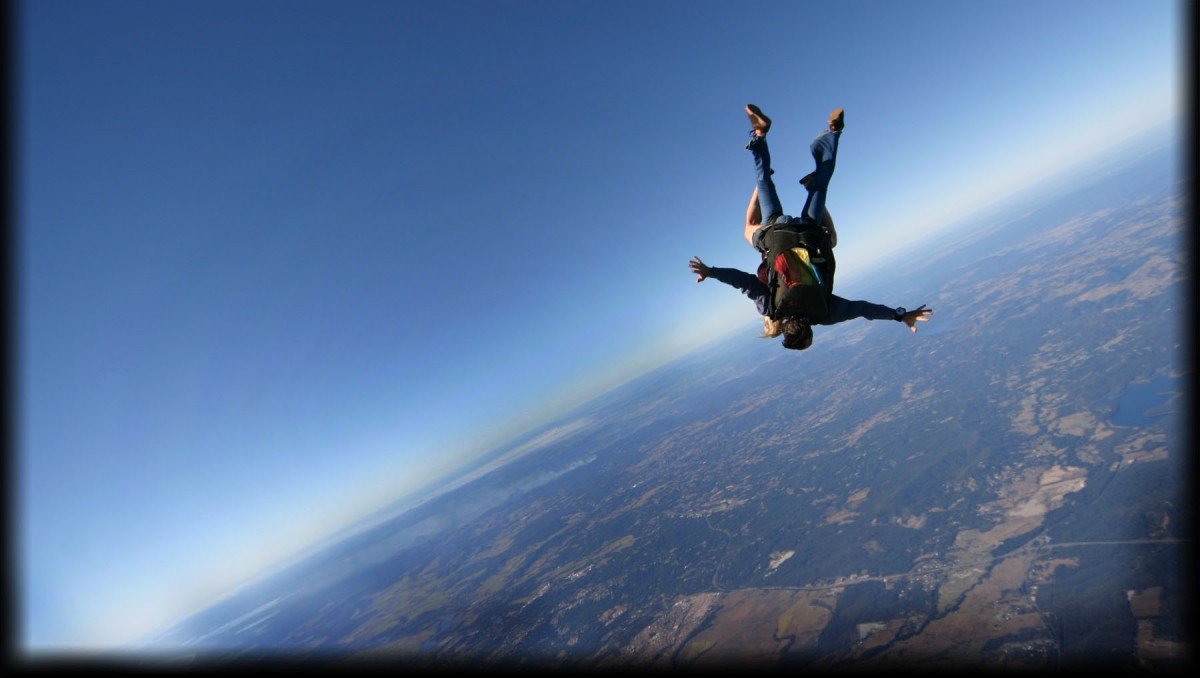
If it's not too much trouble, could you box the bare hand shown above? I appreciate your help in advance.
[902,305,933,333]
[689,256,711,283]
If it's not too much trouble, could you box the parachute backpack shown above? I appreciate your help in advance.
[758,220,836,322]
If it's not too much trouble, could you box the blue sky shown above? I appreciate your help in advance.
[17,0,1183,650]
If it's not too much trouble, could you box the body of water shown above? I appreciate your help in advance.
[1110,373,1179,426]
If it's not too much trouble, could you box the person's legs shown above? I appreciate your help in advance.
[746,132,784,227]
[744,105,785,231]
[800,109,844,224]
[799,129,839,223]
[744,186,762,247]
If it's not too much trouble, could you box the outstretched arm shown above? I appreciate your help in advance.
[819,296,934,330]
[689,256,771,315]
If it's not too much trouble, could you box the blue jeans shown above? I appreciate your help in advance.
[747,128,840,249]
[801,129,839,224]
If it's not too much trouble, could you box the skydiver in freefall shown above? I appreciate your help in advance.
[689,105,932,350]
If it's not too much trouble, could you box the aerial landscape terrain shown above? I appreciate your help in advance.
[146,134,1190,670]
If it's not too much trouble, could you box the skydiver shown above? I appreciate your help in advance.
[690,105,932,349]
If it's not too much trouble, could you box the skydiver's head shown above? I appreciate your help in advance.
[781,318,813,351]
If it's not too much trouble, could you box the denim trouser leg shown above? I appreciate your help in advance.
[747,133,784,226]
[800,129,840,223]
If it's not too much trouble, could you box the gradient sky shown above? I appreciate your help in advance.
[17,0,1183,650]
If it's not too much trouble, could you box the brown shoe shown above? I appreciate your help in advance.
[828,108,844,132]
[746,104,771,135]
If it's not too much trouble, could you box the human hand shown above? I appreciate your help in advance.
[902,305,932,332]
[689,256,711,283]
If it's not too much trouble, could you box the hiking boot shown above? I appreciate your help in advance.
[828,108,844,132]
[799,171,814,187]
[746,104,771,135]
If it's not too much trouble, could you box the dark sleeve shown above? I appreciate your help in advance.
[707,267,770,316]
[817,295,897,326]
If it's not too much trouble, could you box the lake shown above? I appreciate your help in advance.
[1110,373,1179,426]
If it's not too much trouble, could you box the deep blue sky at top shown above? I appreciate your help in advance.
[18,0,1182,648]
